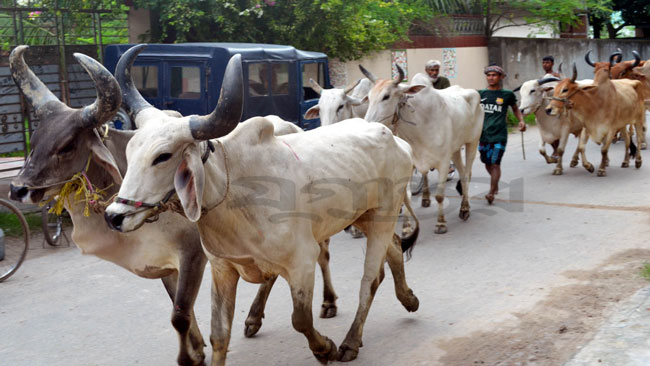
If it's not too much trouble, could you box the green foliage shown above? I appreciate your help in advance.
[0,211,41,237]
[507,110,536,129]
[590,0,648,38]
[641,263,650,282]
[134,0,428,61]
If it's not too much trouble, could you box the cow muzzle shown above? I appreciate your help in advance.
[104,211,126,232]
[8,183,45,204]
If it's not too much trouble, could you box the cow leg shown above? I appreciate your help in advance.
[554,126,571,175]
[401,185,414,238]
[244,275,278,338]
[578,129,594,173]
[539,140,556,164]
[161,251,207,366]
[434,160,450,234]
[635,116,645,168]
[452,151,469,221]
[338,224,393,362]
[287,260,338,364]
[386,233,419,312]
[317,239,339,319]
[597,131,615,177]
[209,261,240,366]
[621,127,631,168]
[421,173,431,207]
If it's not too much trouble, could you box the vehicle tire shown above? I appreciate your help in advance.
[0,198,29,282]
[410,169,425,196]
[41,203,63,247]
[106,108,133,130]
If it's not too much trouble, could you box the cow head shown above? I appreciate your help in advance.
[103,44,243,232]
[545,63,597,116]
[9,45,122,204]
[586,50,641,79]
[303,79,366,125]
[360,64,426,126]
[515,76,560,116]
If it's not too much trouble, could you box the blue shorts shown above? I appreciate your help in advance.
[479,142,506,165]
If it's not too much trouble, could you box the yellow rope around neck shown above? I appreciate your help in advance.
[41,155,113,217]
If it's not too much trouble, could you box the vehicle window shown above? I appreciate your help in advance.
[248,63,269,96]
[270,63,289,95]
[302,62,324,100]
[132,65,158,98]
[170,66,201,99]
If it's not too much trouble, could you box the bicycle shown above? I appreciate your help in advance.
[0,198,29,282]
[41,202,67,246]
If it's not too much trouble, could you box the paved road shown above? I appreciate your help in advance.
[2,125,650,366]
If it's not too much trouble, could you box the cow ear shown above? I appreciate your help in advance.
[174,144,204,222]
[89,132,123,184]
[404,85,426,94]
[580,85,597,91]
[347,96,364,106]
[304,105,320,120]
[543,86,555,92]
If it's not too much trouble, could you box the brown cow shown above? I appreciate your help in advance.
[546,61,646,176]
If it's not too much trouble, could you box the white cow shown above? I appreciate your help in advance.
[104,45,420,366]
[361,65,483,234]
[516,75,593,175]
[304,78,372,125]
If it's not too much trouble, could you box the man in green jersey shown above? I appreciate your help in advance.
[478,64,526,204]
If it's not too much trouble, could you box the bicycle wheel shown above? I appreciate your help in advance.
[410,169,425,196]
[41,203,63,246]
[0,198,29,282]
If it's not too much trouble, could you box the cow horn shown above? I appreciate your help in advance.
[558,62,563,75]
[189,54,243,140]
[615,48,623,63]
[358,65,377,84]
[537,77,561,86]
[344,79,361,94]
[513,85,521,92]
[585,50,596,68]
[309,78,324,95]
[609,51,622,66]
[9,45,65,115]
[571,63,578,83]
[393,65,405,85]
[115,44,154,121]
[631,50,641,69]
[74,53,122,129]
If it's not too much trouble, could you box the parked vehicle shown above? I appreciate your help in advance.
[104,43,332,130]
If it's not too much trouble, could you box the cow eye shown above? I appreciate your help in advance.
[337,105,344,112]
[562,88,568,93]
[382,94,390,101]
[530,89,535,94]
[152,153,172,166]
[58,141,75,155]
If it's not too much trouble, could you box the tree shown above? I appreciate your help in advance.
[480,0,611,39]
[589,0,649,38]
[134,0,429,61]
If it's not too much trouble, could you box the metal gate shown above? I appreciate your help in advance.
[0,2,128,176]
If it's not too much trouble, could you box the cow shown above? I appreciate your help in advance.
[546,61,646,176]
[586,50,648,149]
[7,45,208,366]
[103,44,420,366]
[360,64,483,234]
[515,75,593,175]
[303,78,372,125]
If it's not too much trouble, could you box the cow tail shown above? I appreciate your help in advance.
[401,190,419,260]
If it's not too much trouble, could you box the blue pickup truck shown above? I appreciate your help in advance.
[104,43,331,130]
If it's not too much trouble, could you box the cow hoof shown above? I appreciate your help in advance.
[459,210,470,221]
[597,169,607,177]
[570,160,578,168]
[244,321,262,338]
[401,290,419,312]
[622,161,630,168]
[636,160,642,169]
[421,198,431,207]
[315,337,338,364]
[434,224,447,234]
[552,168,563,175]
[177,353,205,366]
[585,164,595,173]
[338,344,359,363]
[642,143,647,150]
[320,303,337,318]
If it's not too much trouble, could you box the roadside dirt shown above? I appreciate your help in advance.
[438,249,650,366]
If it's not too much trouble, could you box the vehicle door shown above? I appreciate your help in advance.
[162,61,208,116]
[243,61,296,122]
[299,60,327,130]
[130,60,163,110]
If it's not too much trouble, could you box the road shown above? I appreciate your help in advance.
[2,125,650,366]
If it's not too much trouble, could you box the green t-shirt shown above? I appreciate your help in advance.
[478,89,517,143]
